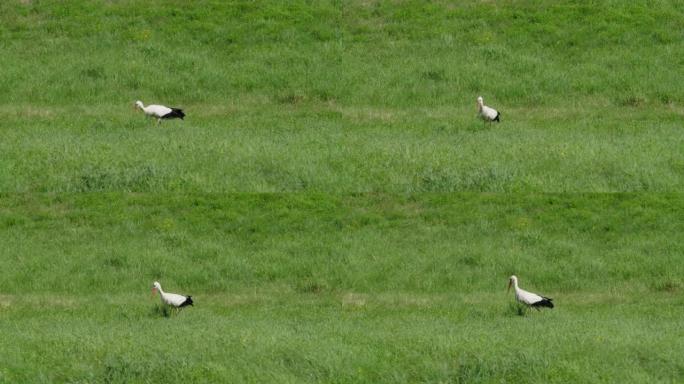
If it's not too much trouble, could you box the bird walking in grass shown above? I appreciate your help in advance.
[152,281,193,314]
[135,101,185,125]
[508,275,553,310]
[477,96,500,125]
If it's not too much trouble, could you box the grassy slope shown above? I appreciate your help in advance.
[1,1,684,382]
[1,194,684,382]
[1,1,684,191]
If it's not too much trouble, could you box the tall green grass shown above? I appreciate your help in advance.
[2,193,683,294]
[2,1,682,106]
[1,194,683,382]
[1,1,684,192]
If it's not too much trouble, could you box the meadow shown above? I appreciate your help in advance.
[1,194,683,382]
[1,0,684,382]
[1,0,684,192]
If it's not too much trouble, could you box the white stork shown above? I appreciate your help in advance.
[508,275,553,310]
[152,281,193,312]
[135,101,185,124]
[477,96,500,124]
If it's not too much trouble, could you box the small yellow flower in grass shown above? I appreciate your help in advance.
[514,217,531,229]
[133,29,151,42]
[474,31,495,45]
[158,218,175,231]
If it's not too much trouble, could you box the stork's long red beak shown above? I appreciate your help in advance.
[151,287,157,297]
[507,280,512,292]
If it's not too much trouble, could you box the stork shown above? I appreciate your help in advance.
[152,281,193,313]
[477,96,500,125]
[135,101,185,124]
[508,275,553,310]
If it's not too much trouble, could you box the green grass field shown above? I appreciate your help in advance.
[2,1,684,382]
[2,194,684,382]
[2,0,684,192]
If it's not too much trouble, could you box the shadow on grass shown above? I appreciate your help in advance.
[150,304,171,318]
[506,302,528,317]
[296,279,327,294]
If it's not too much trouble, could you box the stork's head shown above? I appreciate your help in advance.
[152,281,161,296]
[477,96,484,106]
[508,275,518,292]
[135,100,144,110]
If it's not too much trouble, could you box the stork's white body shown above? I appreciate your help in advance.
[477,96,500,123]
[140,104,173,118]
[152,281,193,309]
[159,290,190,307]
[508,275,553,309]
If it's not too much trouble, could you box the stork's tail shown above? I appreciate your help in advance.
[493,112,501,122]
[165,108,185,120]
[172,108,185,119]
[179,296,193,307]
[531,297,553,309]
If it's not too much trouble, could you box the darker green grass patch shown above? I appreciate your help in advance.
[75,164,168,192]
